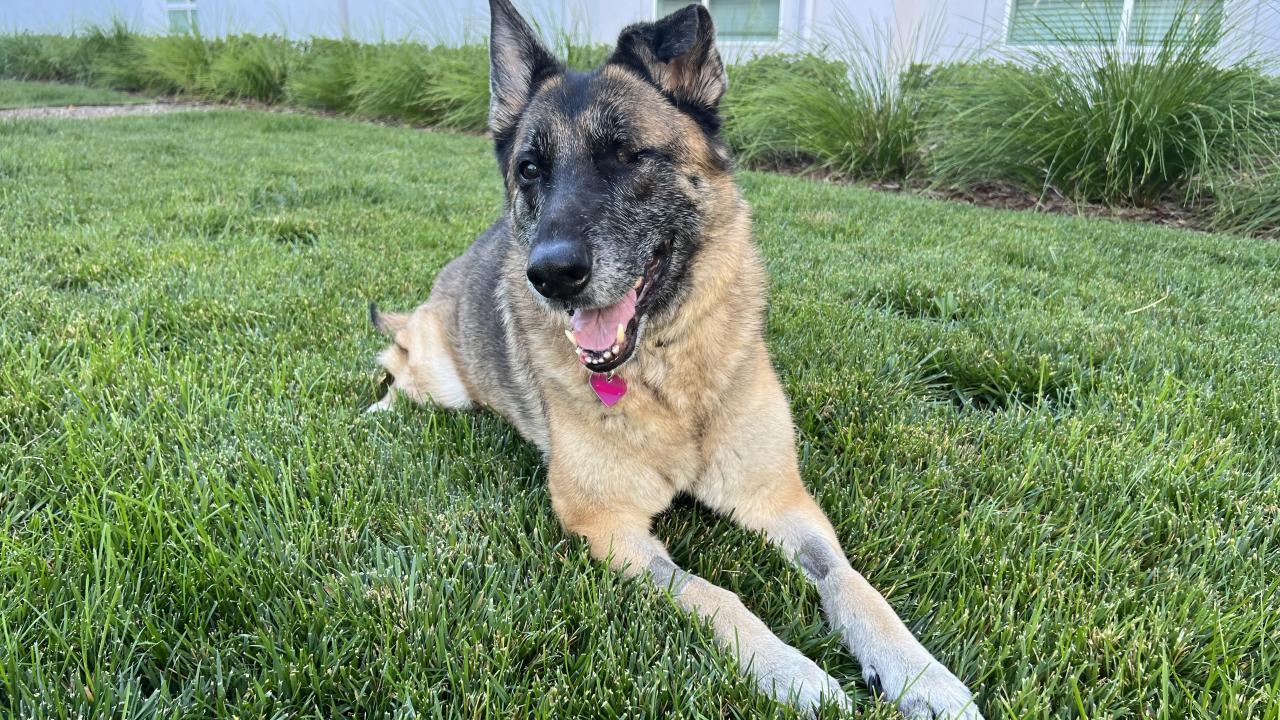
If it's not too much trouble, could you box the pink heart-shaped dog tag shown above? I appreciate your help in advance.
[590,373,628,406]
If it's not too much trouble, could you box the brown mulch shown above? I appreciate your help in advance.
[745,156,1211,234]
[909,181,1203,233]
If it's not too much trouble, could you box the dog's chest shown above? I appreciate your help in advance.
[555,347,733,489]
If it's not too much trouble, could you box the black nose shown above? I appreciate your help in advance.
[526,238,592,300]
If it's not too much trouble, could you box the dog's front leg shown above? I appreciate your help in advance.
[551,496,852,716]
[730,483,983,720]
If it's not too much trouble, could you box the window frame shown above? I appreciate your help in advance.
[165,0,199,35]
[1001,0,1229,50]
[653,0,786,46]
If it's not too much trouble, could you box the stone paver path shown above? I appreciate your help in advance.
[0,102,215,120]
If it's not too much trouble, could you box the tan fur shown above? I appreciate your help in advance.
[371,301,472,411]
[369,43,980,720]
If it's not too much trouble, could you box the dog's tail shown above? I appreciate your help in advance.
[368,302,409,336]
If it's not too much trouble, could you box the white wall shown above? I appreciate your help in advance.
[188,0,656,44]
[2,0,1275,64]
[1227,0,1280,62]
[887,0,1279,64]
[0,0,147,33]
[893,0,1005,59]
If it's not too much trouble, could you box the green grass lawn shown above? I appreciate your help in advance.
[1,110,1277,719]
[0,79,147,109]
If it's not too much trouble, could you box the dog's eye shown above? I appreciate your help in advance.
[615,148,637,166]
[518,160,540,180]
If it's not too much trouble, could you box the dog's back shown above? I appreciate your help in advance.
[370,219,552,448]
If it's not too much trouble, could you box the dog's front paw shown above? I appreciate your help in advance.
[864,656,981,720]
[754,642,852,716]
[365,392,395,413]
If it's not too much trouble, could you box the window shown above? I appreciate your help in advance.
[1007,0,1223,46]
[166,1,198,34]
[1128,0,1223,44]
[656,0,780,42]
[1008,0,1124,44]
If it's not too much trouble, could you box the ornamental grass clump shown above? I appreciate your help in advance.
[925,5,1276,205]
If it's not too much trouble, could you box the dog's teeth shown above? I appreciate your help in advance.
[634,277,643,289]
[610,344,619,354]
[565,329,576,345]
[615,323,626,344]
[603,350,613,359]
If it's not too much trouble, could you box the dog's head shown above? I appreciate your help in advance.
[488,0,731,373]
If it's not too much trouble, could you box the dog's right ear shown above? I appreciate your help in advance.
[488,0,562,140]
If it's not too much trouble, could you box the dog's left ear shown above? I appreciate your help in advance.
[488,0,562,138]
[608,4,727,123]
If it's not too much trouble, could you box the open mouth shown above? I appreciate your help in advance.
[564,239,672,373]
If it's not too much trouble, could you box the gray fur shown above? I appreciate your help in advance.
[648,555,693,593]
[438,219,550,451]
[796,535,836,582]
[487,0,561,137]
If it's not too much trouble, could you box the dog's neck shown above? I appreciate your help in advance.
[607,193,768,411]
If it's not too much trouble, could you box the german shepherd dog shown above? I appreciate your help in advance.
[369,1,981,716]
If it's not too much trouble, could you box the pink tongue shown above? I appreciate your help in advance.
[570,288,637,351]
